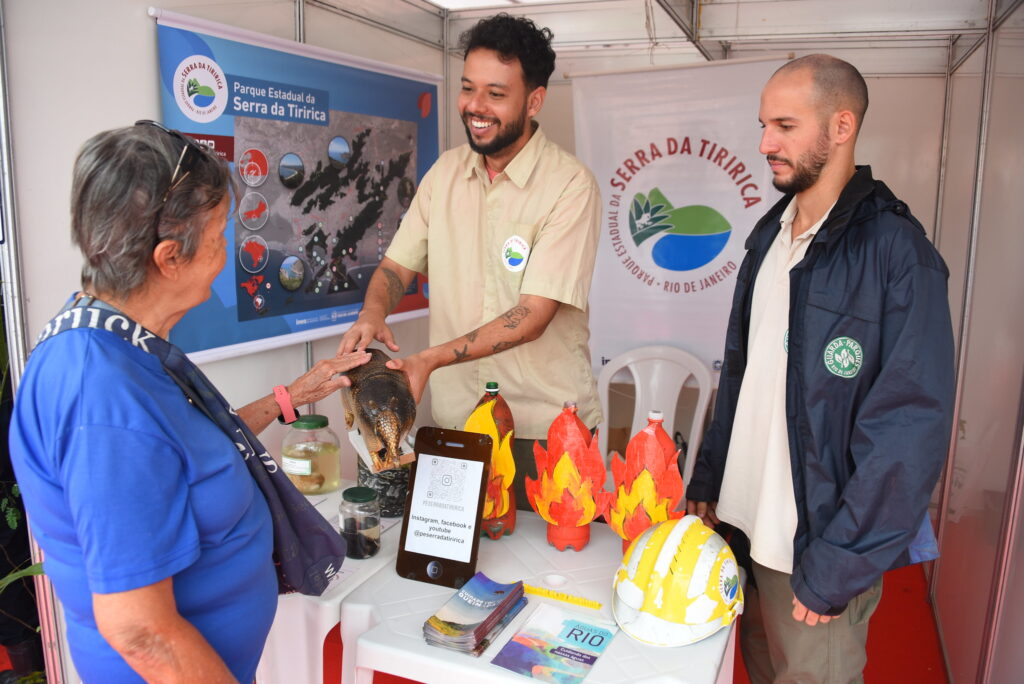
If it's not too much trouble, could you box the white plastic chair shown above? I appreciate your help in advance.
[597,345,714,486]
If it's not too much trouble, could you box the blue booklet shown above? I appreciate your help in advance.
[491,603,617,683]
[423,572,525,655]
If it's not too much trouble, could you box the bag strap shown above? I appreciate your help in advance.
[36,295,348,595]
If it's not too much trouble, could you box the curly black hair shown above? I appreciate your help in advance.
[458,13,556,90]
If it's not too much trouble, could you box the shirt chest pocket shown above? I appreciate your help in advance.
[804,286,882,376]
[806,285,883,324]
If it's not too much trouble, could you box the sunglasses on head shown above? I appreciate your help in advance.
[134,120,214,246]
[134,119,212,204]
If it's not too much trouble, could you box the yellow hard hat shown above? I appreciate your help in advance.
[612,515,744,646]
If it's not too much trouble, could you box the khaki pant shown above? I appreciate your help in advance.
[742,561,883,684]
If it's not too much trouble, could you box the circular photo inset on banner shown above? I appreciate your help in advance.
[237,192,269,231]
[279,255,306,292]
[328,136,351,168]
[398,177,416,208]
[279,153,305,189]
[238,234,269,274]
[238,148,269,187]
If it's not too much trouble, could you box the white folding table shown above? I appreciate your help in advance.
[339,512,738,684]
[255,486,403,684]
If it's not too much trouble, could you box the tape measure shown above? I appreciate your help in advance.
[523,584,602,610]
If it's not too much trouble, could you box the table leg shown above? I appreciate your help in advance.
[341,603,380,684]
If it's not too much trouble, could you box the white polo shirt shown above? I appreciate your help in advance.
[715,197,835,573]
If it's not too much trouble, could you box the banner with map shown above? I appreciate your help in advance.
[573,59,785,374]
[155,12,438,360]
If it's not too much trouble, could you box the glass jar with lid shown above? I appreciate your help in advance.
[339,486,381,559]
[281,414,341,495]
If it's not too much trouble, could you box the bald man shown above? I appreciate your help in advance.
[685,55,954,682]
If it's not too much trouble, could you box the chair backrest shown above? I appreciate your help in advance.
[596,345,714,486]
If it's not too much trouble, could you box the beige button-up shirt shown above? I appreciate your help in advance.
[715,197,835,572]
[386,126,602,439]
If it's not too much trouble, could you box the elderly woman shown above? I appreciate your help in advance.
[9,122,369,683]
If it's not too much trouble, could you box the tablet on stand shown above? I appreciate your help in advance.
[395,426,491,589]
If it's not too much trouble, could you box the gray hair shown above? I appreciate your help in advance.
[70,124,231,298]
[775,54,869,132]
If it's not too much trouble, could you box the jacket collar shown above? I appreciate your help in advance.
[744,165,878,251]
[815,165,879,245]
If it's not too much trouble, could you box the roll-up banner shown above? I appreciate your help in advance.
[573,59,785,375]
[153,11,439,362]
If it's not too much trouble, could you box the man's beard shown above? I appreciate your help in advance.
[462,107,527,157]
[769,128,830,194]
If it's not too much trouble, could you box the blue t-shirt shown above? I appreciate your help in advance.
[9,326,278,682]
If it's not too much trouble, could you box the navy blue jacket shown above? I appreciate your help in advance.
[687,166,955,615]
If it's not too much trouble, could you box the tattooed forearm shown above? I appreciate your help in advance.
[501,306,531,330]
[382,268,405,312]
[492,337,526,354]
[465,328,480,343]
[451,344,471,363]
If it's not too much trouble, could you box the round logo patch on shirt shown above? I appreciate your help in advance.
[501,236,530,272]
[823,336,863,378]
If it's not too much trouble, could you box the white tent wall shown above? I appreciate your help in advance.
[1,1,443,680]
[935,44,985,351]
[2,0,1020,682]
[932,2,1024,682]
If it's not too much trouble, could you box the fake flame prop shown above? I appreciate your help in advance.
[526,404,612,550]
[608,424,685,546]
[464,398,515,519]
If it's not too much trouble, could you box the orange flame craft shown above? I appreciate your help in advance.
[463,383,517,539]
[525,403,613,551]
[608,413,685,552]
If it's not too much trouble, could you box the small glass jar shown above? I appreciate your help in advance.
[339,486,381,559]
[281,414,341,495]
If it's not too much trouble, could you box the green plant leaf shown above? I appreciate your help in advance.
[5,506,21,530]
[0,562,44,595]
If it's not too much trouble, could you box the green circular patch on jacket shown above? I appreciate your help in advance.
[823,336,863,378]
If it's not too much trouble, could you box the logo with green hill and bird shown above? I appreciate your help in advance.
[187,77,217,108]
[172,55,227,123]
[629,188,732,271]
[501,235,530,272]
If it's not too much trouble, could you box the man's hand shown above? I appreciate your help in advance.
[386,352,436,404]
[338,313,399,355]
[337,257,416,354]
[288,350,372,405]
[791,595,835,626]
[686,499,720,528]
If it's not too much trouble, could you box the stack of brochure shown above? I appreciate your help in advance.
[423,572,527,656]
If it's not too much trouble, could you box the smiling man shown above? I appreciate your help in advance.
[339,14,602,505]
[685,55,955,682]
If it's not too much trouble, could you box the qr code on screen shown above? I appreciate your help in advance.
[426,457,468,502]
